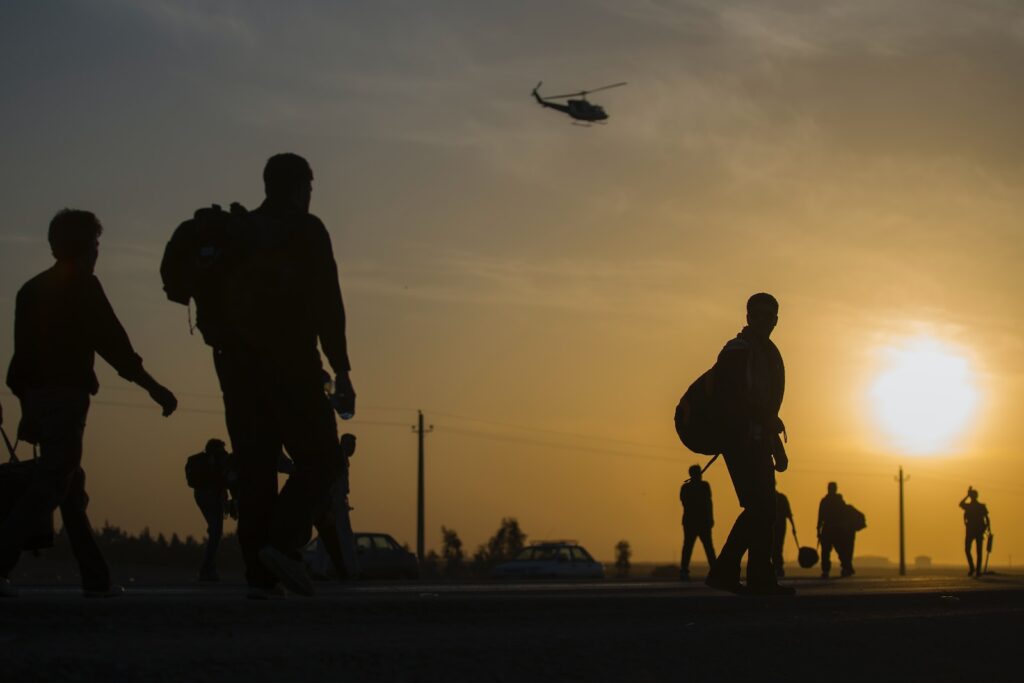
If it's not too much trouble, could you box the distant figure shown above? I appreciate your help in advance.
[185,438,232,581]
[704,293,793,596]
[772,491,795,577]
[313,433,359,580]
[817,482,855,578]
[679,464,716,580]
[959,487,990,577]
[209,154,355,598]
[1,209,177,598]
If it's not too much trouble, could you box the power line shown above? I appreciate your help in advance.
[436,425,687,465]
[429,409,680,452]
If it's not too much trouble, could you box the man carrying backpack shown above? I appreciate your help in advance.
[818,481,855,578]
[704,293,793,596]
[2,209,177,598]
[186,438,232,581]
[194,154,354,598]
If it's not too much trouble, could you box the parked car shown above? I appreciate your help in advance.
[492,542,605,579]
[303,532,419,580]
[355,532,419,579]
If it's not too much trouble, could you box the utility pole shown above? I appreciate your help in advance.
[412,410,433,562]
[896,466,909,576]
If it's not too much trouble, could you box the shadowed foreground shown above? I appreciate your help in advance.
[1,573,1022,681]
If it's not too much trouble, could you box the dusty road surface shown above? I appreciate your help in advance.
[2,573,1022,681]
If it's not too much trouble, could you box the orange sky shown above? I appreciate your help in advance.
[2,1,1023,564]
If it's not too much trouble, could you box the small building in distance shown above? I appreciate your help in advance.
[914,555,932,569]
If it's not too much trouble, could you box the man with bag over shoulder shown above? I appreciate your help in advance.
[1,209,177,598]
[704,293,794,596]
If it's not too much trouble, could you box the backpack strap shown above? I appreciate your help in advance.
[1,425,19,464]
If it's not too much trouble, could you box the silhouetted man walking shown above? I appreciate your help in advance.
[213,154,355,598]
[1,209,177,598]
[705,293,793,596]
[959,487,990,577]
[772,490,794,577]
[186,438,232,581]
[817,482,854,578]
[679,464,715,580]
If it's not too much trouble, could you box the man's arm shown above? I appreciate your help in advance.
[308,218,351,379]
[86,277,176,415]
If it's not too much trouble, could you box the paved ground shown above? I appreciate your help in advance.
[2,573,1022,681]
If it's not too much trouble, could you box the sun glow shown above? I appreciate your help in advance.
[869,336,980,455]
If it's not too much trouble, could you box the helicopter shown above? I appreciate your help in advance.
[532,81,627,124]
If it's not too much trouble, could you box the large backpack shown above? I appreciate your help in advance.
[674,366,727,456]
[843,504,867,532]
[160,203,248,348]
[185,452,222,490]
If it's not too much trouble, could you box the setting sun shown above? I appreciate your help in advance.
[869,336,980,455]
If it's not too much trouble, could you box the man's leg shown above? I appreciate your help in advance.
[711,509,751,584]
[680,528,697,578]
[744,492,777,588]
[0,391,98,587]
[195,490,223,579]
[839,530,855,576]
[699,528,717,568]
[821,534,834,577]
[974,535,984,576]
[772,525,785,577]
[270,375,337,556]
[215,350,280,589]
[60,467,110,591]
[839,528,856,577]
[710,449,757,585]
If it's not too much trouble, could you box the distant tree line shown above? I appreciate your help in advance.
[39,522,244,570]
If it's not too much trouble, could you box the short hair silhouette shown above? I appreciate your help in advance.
[747,292,779,314]
[48,209,102,261]
[827,482,838,494]
[263,153,313,198]
[205,438,226,452]
[968,488,978,500]
[688,464,702,478]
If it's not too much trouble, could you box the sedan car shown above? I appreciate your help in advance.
[492,542,605,579]
[355,532,419,579]
[303,532,419,580]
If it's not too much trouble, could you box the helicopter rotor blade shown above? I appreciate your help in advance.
[543,82,627,100]
[581,81,627,95]
[543,90,586,100]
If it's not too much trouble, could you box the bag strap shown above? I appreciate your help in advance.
[683,453,720,483]
[1,425,19,464]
